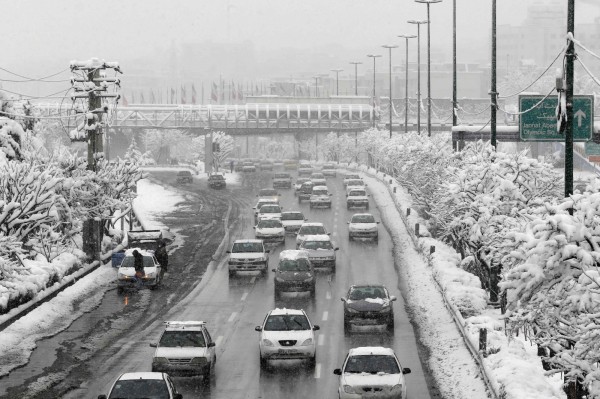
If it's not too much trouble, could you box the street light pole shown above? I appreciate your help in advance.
[398,35,416,133]
[313,76,319,97]
[408,19,427,135]
[415,0,442,137]
[331,69,343,96]
[453,0,458,127]
[367,54,382,128]
[349,62,362,95]
[491,0,497,149]
[382,45,398,138]
[565,0,575,203]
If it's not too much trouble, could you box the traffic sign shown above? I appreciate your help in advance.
[519,95,594,141]
[585,141,600,156]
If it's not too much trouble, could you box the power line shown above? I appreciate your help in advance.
[0,66,70,82]
[1,88,73,101]
[497,87,555,116]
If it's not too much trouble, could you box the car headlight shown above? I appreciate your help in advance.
[275,277,285,282]
[391,384,403,393]
[300,338,313,346]
[152,357,168,365]
[343,385,357,394]
[303,277,314,282]
[346,307,359,313]
[262,339,274,347]
[118,273,128,279]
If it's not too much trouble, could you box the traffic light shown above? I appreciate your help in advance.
[212,142,220,152]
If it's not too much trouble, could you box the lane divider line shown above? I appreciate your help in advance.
[318,334,325,346]
[314,362,321,379]
[228,312,237,322]
[241,292,248,301]
[215,336,223,347]
[322,311,329,321]
[326,291,332,300]
[250,276,256,284]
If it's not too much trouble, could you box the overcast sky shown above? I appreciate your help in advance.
[2,0,599,85]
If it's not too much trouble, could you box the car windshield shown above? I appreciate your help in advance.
[311,173,324,178]
[274,174,290,179]
[260,205,281,213]
[282,212,304,221]
[313,189,328,196]
[348,180,364,186]
[299,226,326,235]
[323,164,335,169]
[296,179,309,185]
[259,189,278,196]
[258,219,283,228]
[344,355,400,374]
[352,214,375,223]
[159,330,206,347]
[264,314,311,331]
[256,200,275,208]
[232,242,263,253]
[178,171,191,176]
[346,175,360,180]
[349,190,367,197]
[210,174,224,180]
[279,258,311,271]
[108,379,169,399]
[301,240,333,250]
[120,256,154,268]
[349,287,387,300]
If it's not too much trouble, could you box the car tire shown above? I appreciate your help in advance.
[308,356,316,369]
[387,318,395,331]
[260,356,268,369]
[374,235,379,243]
[228,270,236,278]
[348,234,353,241]
[203,365,212,384]
[343,317,351,334]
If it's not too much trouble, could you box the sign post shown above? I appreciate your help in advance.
[519,95,593,142]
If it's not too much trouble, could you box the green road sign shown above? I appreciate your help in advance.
[519,95,594,141]
[585,141,600,156]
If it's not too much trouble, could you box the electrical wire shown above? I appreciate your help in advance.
[456,103,492,116]
[572,36,600,62]
[496,87,555,116]
[498,43,566,99]
[0,67,70,82]
[1,88,73,101]
[577,57,600,88]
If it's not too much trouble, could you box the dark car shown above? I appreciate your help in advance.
[208,173,226,189]
[260,160,274,171]
[176,170,193,184]
[297,181,314,203]
[272,250,315,298]
[273,172,292,189]
[342,284,397,333]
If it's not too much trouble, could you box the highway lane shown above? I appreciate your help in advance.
[1,169,437,399]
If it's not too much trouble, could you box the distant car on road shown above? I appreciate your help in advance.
[342,284,397,332]
[273,172,293,189]
[256,204,283,223]
[343,173,361,187]
[294,177,310,195]
[272,250,316,298]
[310,172,327,187]
[283,159,298,170]
[208,173,226,189]
[333,347,411,399]
[296,222,329,248]
[322,162,337,177]
[257,188,281,204]
[346,188,369,210]
[260,160,274,171]
[298,162,313,176]
[176,170,193,184]
[98,372,183,399]
[280,211,307,234]
[348,213,379,241]
[309,185,332,209]
[297,181,315,203]
[227,239,270,277]
[150,321,216,381]
[253,198,279,222]
[242,162,256,172]
[255,308,319,369]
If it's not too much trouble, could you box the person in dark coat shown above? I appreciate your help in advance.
[155,240,169,272]
[133,249,145,278]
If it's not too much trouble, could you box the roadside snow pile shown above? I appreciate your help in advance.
[133,179,185,230]
[0,251,84,315]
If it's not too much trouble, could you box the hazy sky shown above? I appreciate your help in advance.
[2,0,599,84]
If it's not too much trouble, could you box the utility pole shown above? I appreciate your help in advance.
[367,54,382,128]
[399,35,416,133]
[565,1,575,203]
[382,45,398,138]
[70,58,121,259]
[408,20,427,134]
[491,0,497,148]
[452,0,458,127]
[331,69,343,96]
[349,62,362,95]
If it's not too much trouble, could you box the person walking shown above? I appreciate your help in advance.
[155,240,169,273]
[230,159,234,173]
[133,249,145,289]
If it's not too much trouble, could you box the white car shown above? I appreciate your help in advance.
[256,204,283,222]
[242,162,257,172]
[116,248,162,293]
[346,188,370,210]
[257,188,281,204]
[227,239,270,276]
[310,172,327,187]
[348,213,379,241]
[254,218,286,244]
[343,174,361,187]
[253,198,279,222]
[322,163,337,177]
[345,179,367,193]
[99,372,183,399]
[296,222,330,248]
[333,347,412,399]
[298,234,339,271]
[294,177,310,194]
[150,321,216,381]
[298,163,313,176]
[280,211,307,234]
[255,308,320,369]
[309,185,332,209]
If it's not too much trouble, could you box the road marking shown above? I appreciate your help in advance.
[241,292,248,301]
[228,312,237,322]
[332,232,337,237]
[250,276,256,284]
[318,334,325,346]
[314,362,321,379]
[322,311,329,321]
[215,336,223,347]
[326,291,331,300]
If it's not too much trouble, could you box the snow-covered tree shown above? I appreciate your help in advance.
[212,131,234,168]
[0,117,24,162]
